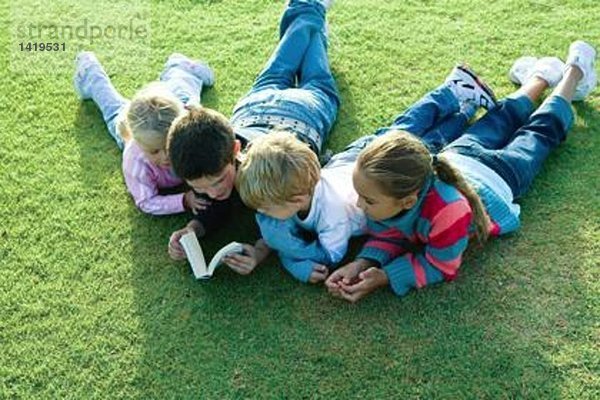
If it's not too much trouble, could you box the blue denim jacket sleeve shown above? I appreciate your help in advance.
[256,213,332,281]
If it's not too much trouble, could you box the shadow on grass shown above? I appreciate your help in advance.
[328,66,363,152]
[70,79,597,398]
[122,114,596,398]
[71,103,121,187]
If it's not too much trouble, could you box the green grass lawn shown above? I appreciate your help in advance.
[1,0,599,398]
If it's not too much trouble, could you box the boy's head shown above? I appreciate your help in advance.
[167,106,241,200]
[236,131,320,220]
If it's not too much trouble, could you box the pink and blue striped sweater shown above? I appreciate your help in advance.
[357,176,477,296]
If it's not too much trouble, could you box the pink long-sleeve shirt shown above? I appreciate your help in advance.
[122,140,185,215]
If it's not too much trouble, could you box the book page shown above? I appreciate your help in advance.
[207,242,244,276]
[179,231,208,279]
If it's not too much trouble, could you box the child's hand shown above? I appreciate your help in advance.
[325,259,374,298]
[337,267,389,304]
[308,264,329,284]
[168,228,190,260]
[184,191,211,215]
[223,244,259,275]
[168,220,205,260]
[325,258,375,298]
[223,239,271,276]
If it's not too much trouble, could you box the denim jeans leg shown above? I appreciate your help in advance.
[159,66,205,107]
[419,113,470,153]
[326,135,374,168]
[374,85,465,152]
[449,95,535,151]
[87,71,128,150]
[250,1,326,92]
[491,95,574,198]
[390,85,460,134]
[296,29,339,142]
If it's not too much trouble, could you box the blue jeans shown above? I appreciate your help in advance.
[230,0,340,153]
[84,58,207,150]
[376,84,469,152]
[337,84,467,159]
[444,94,574,198]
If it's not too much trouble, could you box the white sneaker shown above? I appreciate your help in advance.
[73,51,106,100]
[565,40,597,101]
[162,53,215,87]
[509,56,538,85]
[445,64,497,110]
[532,57,565,87]
[509,56,564,87]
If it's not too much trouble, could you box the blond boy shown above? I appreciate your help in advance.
[232,131,366,283]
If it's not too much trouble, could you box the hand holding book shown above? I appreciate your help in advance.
[221,239,271,275]
[179,231,244,279]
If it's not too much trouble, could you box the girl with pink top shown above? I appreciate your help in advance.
[73,52,215,215]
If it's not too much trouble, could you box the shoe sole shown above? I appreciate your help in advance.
[456,64,498,108]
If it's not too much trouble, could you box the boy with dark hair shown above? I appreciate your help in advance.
[167,0,339,267]
[168,107,236,180]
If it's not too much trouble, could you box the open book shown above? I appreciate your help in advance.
[179,231,244,279]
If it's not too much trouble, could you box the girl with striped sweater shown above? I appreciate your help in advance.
[326,41,596,302]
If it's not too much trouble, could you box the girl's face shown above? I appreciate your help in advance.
[137,135,170,168]
[352,167,417,221]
